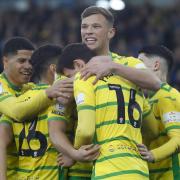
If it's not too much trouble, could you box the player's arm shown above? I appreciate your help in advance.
[142,99,159,143]
[48,104,98,165]
[151,129,180,162]
[80,56,161,90]
[74,74,96,149]
[0,78,73,122]
[0,116,13,180]
[48,105,74,157]
[139,98,180,162]
[74,110,95,148]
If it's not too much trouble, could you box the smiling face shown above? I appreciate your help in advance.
[3,50,33,86]
[81,14,115,55]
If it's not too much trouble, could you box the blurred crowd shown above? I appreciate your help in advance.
[0,2,179,90]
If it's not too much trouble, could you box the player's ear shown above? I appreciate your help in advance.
[108,28,115,40]
[154,60,160,71]
[49,64,56,74]
[73,59,85,71]
[3,56,9,70]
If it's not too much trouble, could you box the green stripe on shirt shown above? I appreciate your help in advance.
[8,165,58,173]
[172,153,180,180]
[96,153,141,163]
[93,169,149,179]
[98,136,138,146]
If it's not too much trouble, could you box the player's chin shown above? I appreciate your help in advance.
[86,44,98,51]
[21,77,31,84]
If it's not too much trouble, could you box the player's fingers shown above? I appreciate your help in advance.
[141,155,149,160]
[137,147,147,152]
[83,71,94,81]
[85,151,100,161]
[59,83,73,89]
[139,151,149,156]
[82,144,94,150]
[56,92,71,99]
[86,145,100,155]
[80,68,88,79]
[137,144,147,149]
[92,74,102,85]
[59,87,73,93]
[91,151,101,160]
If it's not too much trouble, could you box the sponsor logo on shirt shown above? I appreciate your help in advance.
[163,112,180,123]
[52,103,65,115]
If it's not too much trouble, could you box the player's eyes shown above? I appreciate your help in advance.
[93,25,101,28]
[81,25,88,29]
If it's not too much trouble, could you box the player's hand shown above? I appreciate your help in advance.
[57,153,75,167]
[80,56,114,85]
[56,91,73,105]
[74,144,100,162]
[45,78,73,99]
[137,144,155,162]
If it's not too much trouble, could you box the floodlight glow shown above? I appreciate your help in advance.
[96,0,110,9]
[110,0,125,11]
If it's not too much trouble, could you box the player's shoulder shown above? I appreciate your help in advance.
[32,83,49,90]
[55,74,67,81]
[74,72,95,84]
[155,83,179,99]
[111,52,146,68]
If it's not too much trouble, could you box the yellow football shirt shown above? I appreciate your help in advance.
[145,83,180,180]
[0,73,30,179]
[74,54,150,180]
[10,84,67,180]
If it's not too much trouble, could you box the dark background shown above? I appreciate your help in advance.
[0,0,179,90]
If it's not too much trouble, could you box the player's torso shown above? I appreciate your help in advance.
[148,84,180,180]
[12,84,59,180]
[0,73,25,179]
[91,55,149,179]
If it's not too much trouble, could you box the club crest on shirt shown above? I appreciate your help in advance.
[75,93,85,105]
[163,112,180,124]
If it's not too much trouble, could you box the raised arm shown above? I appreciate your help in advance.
[80,56,161,90]
[0,78,73,122]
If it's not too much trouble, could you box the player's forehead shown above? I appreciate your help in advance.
[81,14,108,26]
[13,50,33,60]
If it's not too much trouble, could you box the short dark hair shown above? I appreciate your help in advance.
[57,43,96,74]
[2,37,35,56]
[31,44,62,82]
[139,45,174,72]
[81,6,114,27]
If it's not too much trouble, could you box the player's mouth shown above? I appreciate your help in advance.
[20,71,32,78]
[85,37,97,45]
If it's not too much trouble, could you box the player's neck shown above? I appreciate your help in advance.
[40,78,52,86]
[3,71,22,87]
[96,47,110,56]
[156,71,167,82]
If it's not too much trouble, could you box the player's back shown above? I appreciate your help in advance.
[94,73,148,180]
[74,70,149,180]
